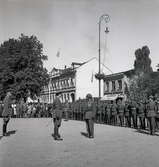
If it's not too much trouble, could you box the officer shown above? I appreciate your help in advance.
[85,93,95,138]
[52,92,63,140]
[2,92,12,137]
[146,95,156,135]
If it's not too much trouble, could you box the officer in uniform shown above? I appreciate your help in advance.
[2,92,12,137]
[52,92,63,140]
[85,93,95,138]
[146,95,156,135]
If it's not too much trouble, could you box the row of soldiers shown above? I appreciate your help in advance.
[62,96,159,135]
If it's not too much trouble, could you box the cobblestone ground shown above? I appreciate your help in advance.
[0,118,159,167]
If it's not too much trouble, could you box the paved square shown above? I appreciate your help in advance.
[0,118,159,167]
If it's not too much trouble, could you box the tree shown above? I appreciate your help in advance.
[0,34,49,101]
[134,46,152,74]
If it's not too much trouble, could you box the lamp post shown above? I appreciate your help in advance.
[98,14,110,99]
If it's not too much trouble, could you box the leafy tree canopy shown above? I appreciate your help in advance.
[134,45,152,74]
[0,34,49,101]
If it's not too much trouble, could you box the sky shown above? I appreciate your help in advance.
[0,0,159,74]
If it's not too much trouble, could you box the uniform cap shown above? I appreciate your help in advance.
[86,93,92,99]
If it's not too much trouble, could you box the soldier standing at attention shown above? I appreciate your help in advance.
[111,101,117,126]
[2,92,12,137]
[117,99,124,127]
[85,93,95,138]
[146,95,156,135]
[137,100,145,130]
[124,101,131,127]
[52,92,63,140]
[130,99,138,129]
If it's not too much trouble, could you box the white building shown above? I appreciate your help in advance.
[40,57,112,103]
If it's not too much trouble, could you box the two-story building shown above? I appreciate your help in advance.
[102,69,134,101]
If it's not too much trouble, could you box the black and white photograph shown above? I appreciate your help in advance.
[0,0,159,167]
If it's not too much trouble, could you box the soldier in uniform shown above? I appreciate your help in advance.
[124,101,131,127]
[146,95,156,135]
[155,98,159,130]
[117,99,124,126]
[111,101,117,126]
[52,92,63,140]
[137,100,145,130]
[2,92,12,137]
[63,100,69,121]
[85,93,95,138]
[105,101,111,125]
[130,99,138,129]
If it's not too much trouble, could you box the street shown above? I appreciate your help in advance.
[0,118,159,167]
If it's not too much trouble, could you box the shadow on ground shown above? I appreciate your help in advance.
[8,130,17,135]
[80,132,87,138]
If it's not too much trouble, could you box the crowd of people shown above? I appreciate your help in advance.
[1,93,159,137]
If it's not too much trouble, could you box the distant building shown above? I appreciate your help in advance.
[40,57,112,103]
[102,69,134,101]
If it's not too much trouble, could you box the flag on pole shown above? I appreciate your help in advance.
[56,50,60,57]
[91,70,93,82]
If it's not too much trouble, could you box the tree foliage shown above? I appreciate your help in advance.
[126,46,159,100]
[134,45,152,74]
[0,34,49,101]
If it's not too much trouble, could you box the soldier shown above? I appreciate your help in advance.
[124,101,131,127]
[155,98,159,130]
[52,92,63,140]
[130,99,138,129]
[2,92,12,137]
[63,100,69,121]
[117,99,124,127]
[111,101,117,126]
[84,93,95,138]
[105,101,111,125]
[137,100,145,130]
[96,100,102,123]
[146,95,156,135]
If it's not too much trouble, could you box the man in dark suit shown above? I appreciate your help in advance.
[2,92,12,137]
[52,92,63,140]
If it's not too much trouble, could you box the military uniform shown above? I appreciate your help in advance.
[2,92,12,136]
[52,92,63,140]
[105,101,111,125]
[117,100,124,126]
[130,100,138,129]
[146,96,156,135]
[85,94,95,138]
[111,101,117,126]
[124,101,131,127]
[137,100,145,130]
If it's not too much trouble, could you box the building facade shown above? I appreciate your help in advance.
[102,70,133,101]
[40,57,111,103]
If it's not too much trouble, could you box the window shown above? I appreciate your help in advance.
[118,80,122,90]
[112,81,115,91]
[106,82,109,91]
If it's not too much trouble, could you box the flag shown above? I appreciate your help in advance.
[56,50,60,57]
[91,70,93,82]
